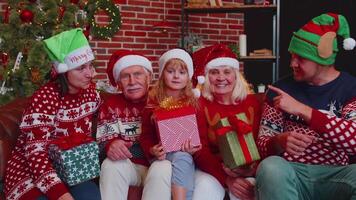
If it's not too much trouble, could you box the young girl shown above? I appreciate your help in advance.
[140,49,201,200]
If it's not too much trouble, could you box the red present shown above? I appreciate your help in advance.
[154,106,201,153]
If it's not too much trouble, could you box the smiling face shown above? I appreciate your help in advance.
[118,65,151,102]
[66,61,96,94]
[290,53,322,83]
[207,65,236,98]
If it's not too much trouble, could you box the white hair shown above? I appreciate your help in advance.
[202,67,250,104]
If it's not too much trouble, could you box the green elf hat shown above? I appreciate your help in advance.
[288,13,355,65]
[43,28,94,73]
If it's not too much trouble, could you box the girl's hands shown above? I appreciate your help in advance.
[181,139,202,155]
[150,143,166,160]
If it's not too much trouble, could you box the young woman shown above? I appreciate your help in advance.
[140,49,201,200]
[4,29,101,200]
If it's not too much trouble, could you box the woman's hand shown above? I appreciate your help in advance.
[181,139,202,155]
[58,192,74,200]
[222,164,255,178]
[150,143,166,160]
[226,177,255,200]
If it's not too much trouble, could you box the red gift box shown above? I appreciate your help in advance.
[154,106,201,153]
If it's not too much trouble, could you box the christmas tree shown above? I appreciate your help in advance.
[0,0,89,105]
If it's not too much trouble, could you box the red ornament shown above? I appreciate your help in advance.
[1,53,9,67]
[83,26,91,39]
[3,6,9,23]
[59,6,66,20]
[20,9,34,23]
[70,0,80,4]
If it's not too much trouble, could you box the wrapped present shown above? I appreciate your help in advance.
[48,134,100,186]
[216,113,260,169]
[154,106,201,153]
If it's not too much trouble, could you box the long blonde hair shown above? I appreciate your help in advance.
[149,59,198,107]
[202,67,250,104]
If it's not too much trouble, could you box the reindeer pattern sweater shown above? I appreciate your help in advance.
[96,94,148,166]
[257,72,356,165]
[4,82,101,200]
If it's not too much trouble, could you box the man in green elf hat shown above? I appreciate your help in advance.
[4,28,101,200]
[256,13,356,200]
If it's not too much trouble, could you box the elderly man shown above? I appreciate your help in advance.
[96,50,171,200]
[256,13,356,200]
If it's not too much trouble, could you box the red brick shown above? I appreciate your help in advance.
[145,8,163,13]
[121,11,136,18]
[221,30,238,35]
[135,38,158,43]
[121,6,144,12]
[137,13,158,19]
[209,24,227,29]
[123,43,145,49]
[124,31,146,37]
[146,44,168,49]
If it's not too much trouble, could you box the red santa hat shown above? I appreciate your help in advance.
[158,48,194,78]
[192,44,239,82]
[107,50,152,86]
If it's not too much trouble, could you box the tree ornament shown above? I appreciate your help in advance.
[20,9,34,23]
[30,68,41,84]
[83,25,91,39]
[0,81,8,95]
[87,0,121,39]
[59,6,66,20]
[3,6,9,23]
[71,0,80,4]
[1,53,9,66]
[29,0,37,3]
[75,10,87,25]
[12,52,23,73]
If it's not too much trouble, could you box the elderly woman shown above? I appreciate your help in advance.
[192,44,262,200]
[4,29,101,200]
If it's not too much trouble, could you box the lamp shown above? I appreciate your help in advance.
[153,0,176,33]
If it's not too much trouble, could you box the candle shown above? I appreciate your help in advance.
[239,34,247,57]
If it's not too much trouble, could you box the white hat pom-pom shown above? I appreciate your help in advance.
[56,63,69,73]
[343,38,356,50]
[197,76,205,84]
[192,88,201,98]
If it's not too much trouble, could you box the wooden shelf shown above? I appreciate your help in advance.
[239,55,276,61]
[184,4,277,13]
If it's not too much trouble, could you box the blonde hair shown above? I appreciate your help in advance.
[202,67,250,104]
[149,59,198,107]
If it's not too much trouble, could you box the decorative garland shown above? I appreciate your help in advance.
[87,0,121,39]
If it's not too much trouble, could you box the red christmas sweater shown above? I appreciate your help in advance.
[96,94,148,166]
[4,82,101,200]
[257,74,356,165]
[193,95,262,186]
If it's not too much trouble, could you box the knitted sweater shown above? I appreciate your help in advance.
[4,82,101,200]
[139,98,204,162]
[257,72,356,165]
[96,94,148,166]
[193,95,262,186]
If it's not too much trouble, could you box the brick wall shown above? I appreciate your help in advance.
[0,0,244,81]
